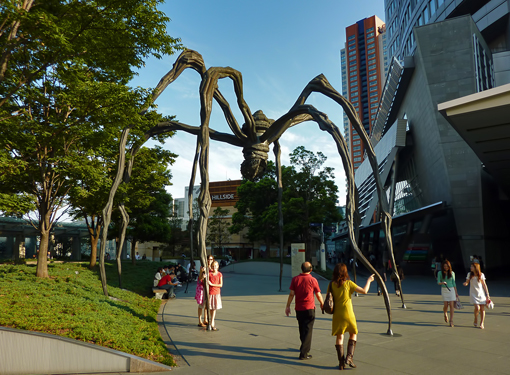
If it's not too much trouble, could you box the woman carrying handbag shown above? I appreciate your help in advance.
[463,261,491,329]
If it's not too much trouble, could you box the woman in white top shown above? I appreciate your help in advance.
[154,267,163,287]
[463,262,490,329]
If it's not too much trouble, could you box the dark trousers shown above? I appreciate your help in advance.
[296,309,315,356]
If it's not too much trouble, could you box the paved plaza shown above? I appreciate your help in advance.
[153,262,510,375]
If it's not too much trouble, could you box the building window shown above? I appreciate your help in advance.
[351,97,358,102]
[371,108,378,113]
[349,55,357,61]
[349,50,356,56]
[367,43,375,49]
[353,140,361,145]
[350,71,357,76]
[368,53,375,59]
[349,44,356,50]
[351,76,358,82]
[371,103,378,108]
[369,69,377,75]
[369,81,378,86]
[353,146,361,151]
[348,35,356,40]
[366,27,374,33]
[370,85,378,91]
[367,32,374,38]
[473,34,495,92]
[354,157,362,162]
[367,37,374,43]
[354,152,361,156]
[369,76,377,81]
[370,91,378,97]
[430,0,436,15]
[368,48,375,54]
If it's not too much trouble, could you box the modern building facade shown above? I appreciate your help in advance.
[342,16,389,170]
[336,13,510,275]
[385,0,510,74]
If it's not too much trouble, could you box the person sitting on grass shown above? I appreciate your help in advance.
[158,271,178,299]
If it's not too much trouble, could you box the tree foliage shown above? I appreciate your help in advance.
[0,0,182,277]
[231,147,341,259]
[123,146,176,262]
[0,0,182,110]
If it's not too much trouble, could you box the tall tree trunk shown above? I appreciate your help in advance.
[36,230,50,278]
[88,225,101,269]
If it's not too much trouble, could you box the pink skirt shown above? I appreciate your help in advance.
[209,294,222,310]
[195,282,204,306]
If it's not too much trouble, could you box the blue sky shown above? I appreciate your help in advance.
[131,1,386,205]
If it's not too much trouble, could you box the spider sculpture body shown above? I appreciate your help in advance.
[99,50,402,334]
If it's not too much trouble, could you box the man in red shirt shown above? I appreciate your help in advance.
[158,272,178,298]
[285,262,324,360]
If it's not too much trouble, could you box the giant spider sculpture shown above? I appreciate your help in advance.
[99,50,404,335]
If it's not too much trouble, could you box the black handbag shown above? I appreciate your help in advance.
[323,281,334,314]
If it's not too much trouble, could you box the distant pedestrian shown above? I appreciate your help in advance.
[208,261,223,331]
[329,263,374,369]
[431,256,438,278]
[463,262,491,329]
[285,262,324,361]
[437,260,458,327]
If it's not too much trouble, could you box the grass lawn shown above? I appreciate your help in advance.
[0,260,176,366]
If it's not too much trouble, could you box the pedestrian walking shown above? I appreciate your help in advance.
[285,262,324,360]
[329,263,374,370]
[463,262,491,329]
[437,260,458,327]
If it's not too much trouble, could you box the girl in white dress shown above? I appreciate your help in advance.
[463,262,491,329]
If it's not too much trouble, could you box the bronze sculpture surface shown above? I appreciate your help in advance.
[99,50,404,334]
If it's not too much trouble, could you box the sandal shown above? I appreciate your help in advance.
[444,313,448,323]
[198,322,206,327]
[211,327,218,331]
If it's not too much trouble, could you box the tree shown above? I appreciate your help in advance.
[0,0,182,111]
[207,207,231,255]
[231,147,341,260]
[230,161,281,253]
[0,0,182,277]
[286,146,341,259]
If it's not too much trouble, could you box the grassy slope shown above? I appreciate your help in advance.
[0,260,175,366]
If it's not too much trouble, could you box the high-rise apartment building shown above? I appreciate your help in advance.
[341,16,389,170]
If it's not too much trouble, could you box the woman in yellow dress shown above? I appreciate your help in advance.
[330,263,374,370]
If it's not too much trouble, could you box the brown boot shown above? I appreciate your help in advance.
[345,339,357,368]
[335,344,345,370]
